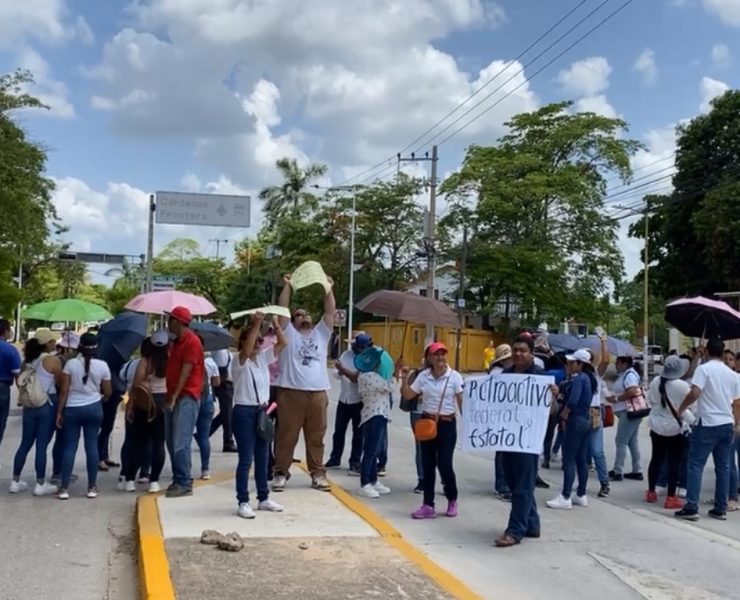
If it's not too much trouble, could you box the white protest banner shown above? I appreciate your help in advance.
[291,261,331,293]
[462,373,555,455]
[230,305,292,320]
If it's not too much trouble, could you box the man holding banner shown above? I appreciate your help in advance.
[462,334,556,547]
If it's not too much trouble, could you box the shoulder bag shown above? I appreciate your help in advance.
[250,367,275,442]
[413,376,450,442]
[624,369,650,421]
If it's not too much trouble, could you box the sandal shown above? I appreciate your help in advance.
[494,534,520,548]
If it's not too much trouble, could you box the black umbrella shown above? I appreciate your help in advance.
[97,311,149,368]
[665,296,740,340]
[191,321,235,352]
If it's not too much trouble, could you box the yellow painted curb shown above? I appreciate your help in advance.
[300,464,483,600]
[136,494,176,600]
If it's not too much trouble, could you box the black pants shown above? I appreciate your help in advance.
[543,413,560,463]
[648,430,685,496]
[210,381,235,447]
[329,402,362,468]
[123,408,166,483]
[421,418,458,508]
[97,392,122,462]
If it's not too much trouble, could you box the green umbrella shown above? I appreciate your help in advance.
[23,299,113,323]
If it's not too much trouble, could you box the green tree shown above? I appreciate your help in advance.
[259,158,327,227]
[441,101,641,328]
[631,90,740,298]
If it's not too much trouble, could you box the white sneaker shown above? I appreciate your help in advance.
[272,475,287,492]
[148,482,161,493]
[546,495,573,510]
[9,480,28,494]
[117,477,126,491]
[572,494,588,507]
[373,481,391,495]
[57,490,70,500]
[200,471,211,481]
[124,480,136,492]
[34,482,58,497]
[258,498,284,512]
[678,487,687,499]
[87,487,99,499]
[237,502,256,519]
[359,484,380,499]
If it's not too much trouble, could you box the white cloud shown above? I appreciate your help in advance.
[711,43,732,68]
[17,48,75,118]
[574,95,618,118]
[557,57,612,96]
[75,15,95,45]
[0,0,68,48]
[703,0,740,25]
[633,49,658,85]
[700,76,730,112]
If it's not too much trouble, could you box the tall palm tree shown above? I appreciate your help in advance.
[259,157,327,226]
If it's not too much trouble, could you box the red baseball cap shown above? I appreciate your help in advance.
[167,306,193,325]
[426,342,448,355]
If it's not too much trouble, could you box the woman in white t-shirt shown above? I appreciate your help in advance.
[10,329,63,496]
[401,342,464,520]
[608,355,644,481]
[232,312,287,519]
[646,355,692,509]
[56,333,112,500]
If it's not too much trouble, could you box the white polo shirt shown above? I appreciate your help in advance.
[410,367,464,416]
[691,359,740,427]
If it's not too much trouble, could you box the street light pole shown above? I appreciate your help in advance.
[643,199,650,387]
[454,223,468,372]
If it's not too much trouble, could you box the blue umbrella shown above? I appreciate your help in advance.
[582,335,636,357]
[546,333,582,353]
[96,311,149,368]
[191,321,234,352]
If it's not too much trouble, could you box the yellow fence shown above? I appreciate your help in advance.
[356,321,505,373]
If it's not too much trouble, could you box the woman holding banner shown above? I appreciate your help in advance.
[400,342,464,519]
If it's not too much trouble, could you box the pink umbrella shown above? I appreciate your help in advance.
[125,290,217,316]
[665,296,740,340]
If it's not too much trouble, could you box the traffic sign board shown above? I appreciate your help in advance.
[334,309,347,327]
[155,191,251,228]
[152,275,186,284]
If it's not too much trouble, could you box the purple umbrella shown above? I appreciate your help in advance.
[665,296,740,340]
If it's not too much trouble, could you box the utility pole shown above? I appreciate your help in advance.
[210,239,229,259]
[146,194,155,293]
[643,198,650,386]
[14,251,23,342]
[397,145,438,344]
[454,223,468,371]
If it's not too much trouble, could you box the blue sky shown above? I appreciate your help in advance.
[1,0,738,281]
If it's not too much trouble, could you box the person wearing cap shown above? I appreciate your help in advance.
[356,346,393,499]
[165,306,205,498]
[0,318,21,455]
[645,355,692,509]
[675,337,740,521]
[56,332,112,500]
[55,332,80,365]
[546,349,597,510]
[9,329,62,496]
[488,344,513,500]
[122,331,170,494]
[401,341,464,519]
[272,273,336,493]
[325,331,372,474]
[495,334,552,548]
[49,331,80,484]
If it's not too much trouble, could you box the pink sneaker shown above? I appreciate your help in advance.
[411,505,436,519]
[446,500,458,517]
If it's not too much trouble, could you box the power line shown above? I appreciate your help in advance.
[434,0,635,149]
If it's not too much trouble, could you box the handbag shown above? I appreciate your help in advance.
[625,392,650,420]
[603,404,615,428]
[413,376,450,442]
[250,369,275,442]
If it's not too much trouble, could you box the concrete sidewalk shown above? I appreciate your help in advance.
[147,469,473,600]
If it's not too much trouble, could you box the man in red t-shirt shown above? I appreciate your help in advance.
[164,306,204,497]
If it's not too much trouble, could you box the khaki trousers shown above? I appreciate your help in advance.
[274,388,328,477]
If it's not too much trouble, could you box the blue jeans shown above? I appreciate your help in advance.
[360,416,387,487]
[685,422,734,512]
[613,412,642,474]
[0,382,10,449]
[377,398,392,470]
[562,416,592,498]
[232,405,270,504]
[194,396,215,473]
[501,452,540,541]
[328,402,362,469]
[589,419,609,486]
[165,396,199,489]
[13,398,56,481]
[409,412,423,483]
[494,453,510,494]
[729,436,740,502]
[61,402,104,490]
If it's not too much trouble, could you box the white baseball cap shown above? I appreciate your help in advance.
[565,349,592,364]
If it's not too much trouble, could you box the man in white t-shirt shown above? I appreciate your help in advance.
[325,332,372,474]
[676,338,740,521]
[273,272,336,492]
